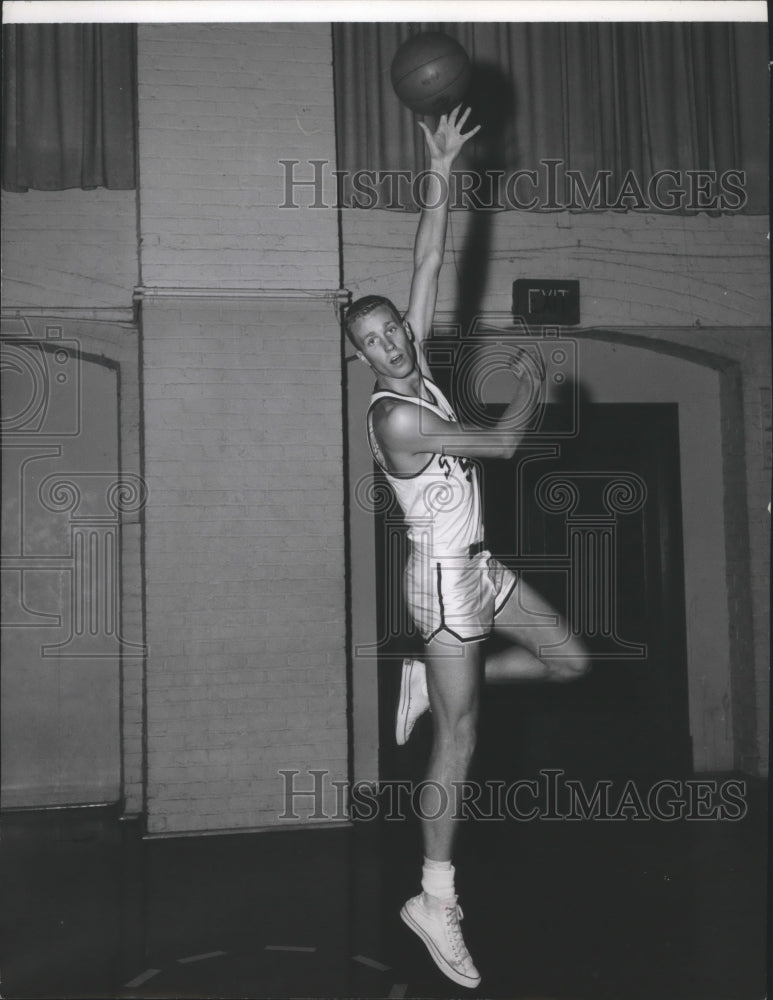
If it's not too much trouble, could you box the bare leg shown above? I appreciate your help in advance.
[420,633,482,862]
[396,578,588,749]
[484,577,590,684]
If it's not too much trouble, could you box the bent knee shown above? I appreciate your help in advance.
[549,649,591,682]
[567,654,591,680]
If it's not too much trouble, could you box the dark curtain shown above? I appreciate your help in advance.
[332,22,768,213]
[2,24,137,192]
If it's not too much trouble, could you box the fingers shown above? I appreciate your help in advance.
[447,106,480,142]
[435,106,470,132]
[422,106,480,160]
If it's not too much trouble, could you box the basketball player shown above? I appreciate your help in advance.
[345,106,590,989]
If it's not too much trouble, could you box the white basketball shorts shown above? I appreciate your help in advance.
[404,544,518,644]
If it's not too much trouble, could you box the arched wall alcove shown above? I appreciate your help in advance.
[0,313,144,814]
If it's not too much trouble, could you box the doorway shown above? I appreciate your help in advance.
[378,402,691,783]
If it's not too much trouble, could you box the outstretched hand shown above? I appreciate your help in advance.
[418,105,481,166]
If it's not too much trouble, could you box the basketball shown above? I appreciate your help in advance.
[390,32,472,116]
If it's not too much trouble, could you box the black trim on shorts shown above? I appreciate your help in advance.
[493,570,519,617]
[422,564,520,646]
[435,562,446,631]
[427,563,490,644]
[424,624,491,644]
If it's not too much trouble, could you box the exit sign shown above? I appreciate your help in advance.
[513,279,580,326]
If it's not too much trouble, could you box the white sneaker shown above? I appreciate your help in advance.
[395,658,429,746]
[400,892,481,989]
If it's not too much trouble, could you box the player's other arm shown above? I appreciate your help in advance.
[380,391,528,462]
[404,106,480,350]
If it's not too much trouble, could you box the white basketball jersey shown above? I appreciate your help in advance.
[366,378,483,552]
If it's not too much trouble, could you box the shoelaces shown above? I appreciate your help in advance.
[442,901,470,963]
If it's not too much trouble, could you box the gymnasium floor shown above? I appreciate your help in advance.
[1,781,768,1000]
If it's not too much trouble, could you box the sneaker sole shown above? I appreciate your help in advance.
[400,902,481,989]
[395,659,414,746]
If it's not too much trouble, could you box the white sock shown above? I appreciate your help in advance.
[421,857,455,901]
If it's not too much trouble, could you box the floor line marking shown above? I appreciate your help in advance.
[265,944,317,952]
[388,984,408,998]
[123,969,161,988]
[353,954,391,971]
[177,950,227,964]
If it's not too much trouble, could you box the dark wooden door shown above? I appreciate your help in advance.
[478,402,691,781]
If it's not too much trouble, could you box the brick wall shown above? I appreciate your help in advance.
[1,188,137,309]
[341,208,770,328]
[138,23,338,291]
[142,298,346,833]
[137,24,346,833]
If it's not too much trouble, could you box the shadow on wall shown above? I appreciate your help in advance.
[453,62,517,348]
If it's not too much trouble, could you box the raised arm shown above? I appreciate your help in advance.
[404,106,480,348]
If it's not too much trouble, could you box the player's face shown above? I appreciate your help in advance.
[352,307,416,379]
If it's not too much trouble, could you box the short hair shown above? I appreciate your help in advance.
[344,295,402,346]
